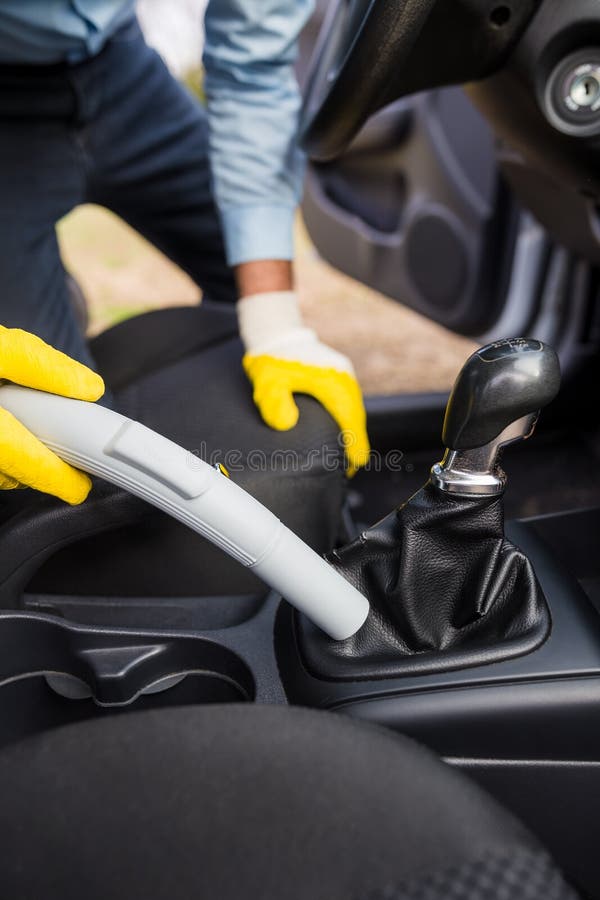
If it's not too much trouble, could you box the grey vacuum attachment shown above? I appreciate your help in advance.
[0,384,369,641]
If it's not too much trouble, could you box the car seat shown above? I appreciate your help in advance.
[0,704,578,900]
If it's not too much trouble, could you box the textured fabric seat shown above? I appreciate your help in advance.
[24,304,346,599]
[0,704,577,900]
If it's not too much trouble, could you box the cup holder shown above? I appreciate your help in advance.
[0,612,255,748]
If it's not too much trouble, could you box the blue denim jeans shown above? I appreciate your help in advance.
[0,16,236,368]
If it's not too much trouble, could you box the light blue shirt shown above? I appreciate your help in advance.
[0,0,314,265]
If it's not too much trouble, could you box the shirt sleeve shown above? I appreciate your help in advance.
[203,0,314,266]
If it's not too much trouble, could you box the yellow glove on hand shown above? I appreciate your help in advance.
[0,327,105,504]
[238,292,370,476]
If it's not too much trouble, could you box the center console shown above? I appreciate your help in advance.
[0,338,598,894]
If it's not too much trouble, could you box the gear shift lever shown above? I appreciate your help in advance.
[296,338,561,681]
[431,338,561,496]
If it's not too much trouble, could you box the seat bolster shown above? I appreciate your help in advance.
[90,303,238,391]
[0,705,576,900]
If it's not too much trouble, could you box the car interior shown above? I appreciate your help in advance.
[1,1,600,897]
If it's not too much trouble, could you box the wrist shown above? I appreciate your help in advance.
[234,259,293,298]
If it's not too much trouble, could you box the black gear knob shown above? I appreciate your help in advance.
[431,338,561,496]
[443,338,561,450]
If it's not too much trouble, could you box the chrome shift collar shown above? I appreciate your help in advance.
[430,413,538,496]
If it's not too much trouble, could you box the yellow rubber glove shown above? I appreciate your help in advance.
[238,292,370,476]
[0,327,105,504]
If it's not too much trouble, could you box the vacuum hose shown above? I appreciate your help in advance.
[0,384,369,640]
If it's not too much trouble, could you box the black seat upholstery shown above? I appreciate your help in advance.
[23,304,346,600]
[0,704,576,900]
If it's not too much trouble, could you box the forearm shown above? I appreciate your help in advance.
[203,0,314,268]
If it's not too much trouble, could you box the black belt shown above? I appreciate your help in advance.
[0,64,76,119]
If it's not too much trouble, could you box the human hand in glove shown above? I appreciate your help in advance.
[0,327,104,504]
[238,292,370,475]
